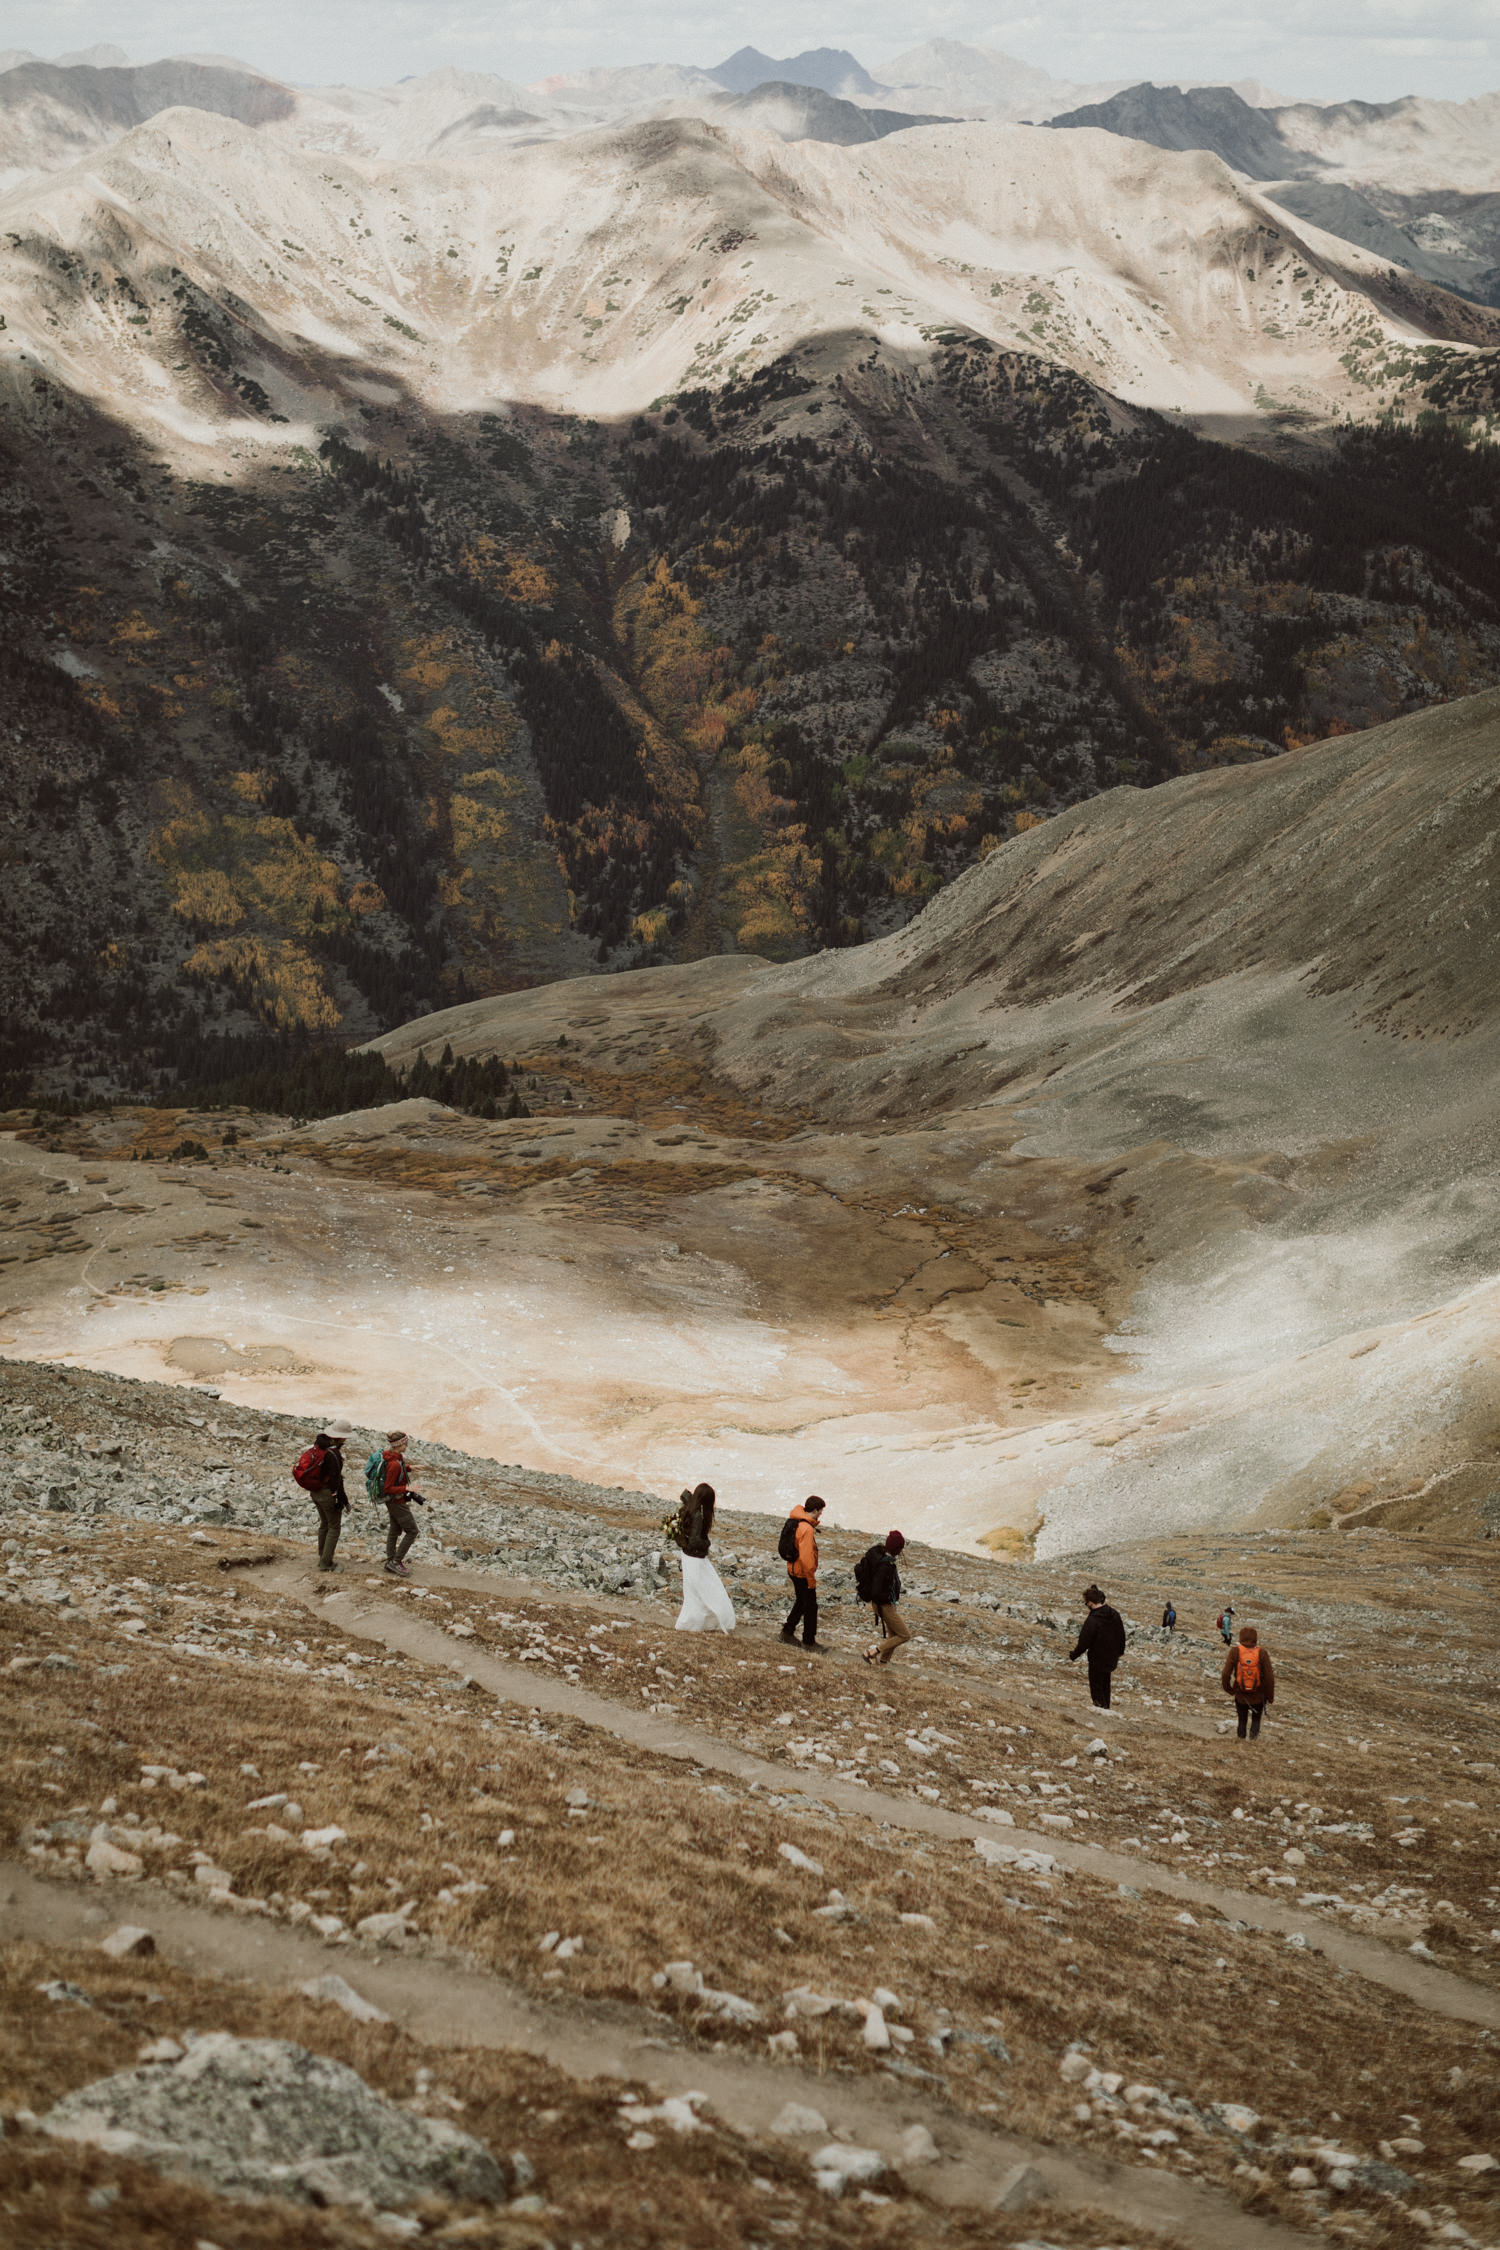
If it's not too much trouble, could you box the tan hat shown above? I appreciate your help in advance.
[324,1418,354,1440]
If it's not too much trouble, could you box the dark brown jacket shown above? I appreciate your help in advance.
[1222,1645,1275,1706]
[677,1497,712,1558]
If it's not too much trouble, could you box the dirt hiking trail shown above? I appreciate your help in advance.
[260,1561,1500,2034]
[0,1861,1321,2249]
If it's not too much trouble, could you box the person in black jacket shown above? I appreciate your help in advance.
[861,1530,909,1667]
[1069,1583,1126,1708]
[304,1419,353,1573]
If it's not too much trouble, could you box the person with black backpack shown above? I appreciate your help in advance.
[779,1495,826,1652]
[292,1419,353,1573]
[857,1530,908,1667]
[1068,1583,1126,1708]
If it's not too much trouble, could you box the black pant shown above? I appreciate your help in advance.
[313,1494,344,1567]
[784,1580,819,1645]
[1087,1657,1114,1708]
[1237,1701,1265,1739]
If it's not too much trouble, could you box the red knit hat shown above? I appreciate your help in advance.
[885,1530,906,1553]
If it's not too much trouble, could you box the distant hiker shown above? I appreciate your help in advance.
[673,1481,736,1634]
[857,1530,909,1667]
[1223,1625,1275,1740]
[1161,1600,1177,1635]
[1068,1583,1126,1709]
[1217,1605,1236,1646]
[293,1419,353,1573]
[780,1494,826,1653]
[378,1431,425,1576]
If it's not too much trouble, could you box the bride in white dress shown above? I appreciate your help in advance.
[673,1481,736,1633]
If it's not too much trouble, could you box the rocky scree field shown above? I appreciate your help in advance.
[0,1355,1497,2250]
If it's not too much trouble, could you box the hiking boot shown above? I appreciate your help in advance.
[384,1560,408,1577]
[802,1641,826,1655]
[779,1628,798,1644]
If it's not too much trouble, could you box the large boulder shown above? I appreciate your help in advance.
[41,2033,506,2209]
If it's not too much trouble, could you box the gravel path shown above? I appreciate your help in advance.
[0,1860,1322,2249]
[259,1560,1500,2037]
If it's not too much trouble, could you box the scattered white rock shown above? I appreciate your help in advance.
[354,1912,415,1945]
[811,2143,885,2194]
[992,2160,1047,2212]
[85,1837,143,1880]
[97,1925,155,1960]
[899,2123,940,2167]
[137,2038,183,2063]
[770,2102,828,2137]
[617,2093,708,2136]
[1456,2153,1497,2175]
[302,1826,347,1851]
[778,1843,824,1876]
[655,1961,701,1993]
[898,1911,937,1930]
[300,1975,388,2024]
[782,1986,838,2020]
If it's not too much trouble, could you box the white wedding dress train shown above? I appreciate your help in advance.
[675,1552,736,1633]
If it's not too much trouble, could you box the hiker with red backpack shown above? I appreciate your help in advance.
[1222,1625,1275,1739]
[292,1420,353,1573]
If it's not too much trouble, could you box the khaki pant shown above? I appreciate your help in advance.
[386,1500,419,1564]
[867,1602,910,1664]
[312,1492,344,1568]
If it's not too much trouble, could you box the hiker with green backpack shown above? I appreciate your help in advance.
[856,1530,909,1667]
[367,1430,427,1576]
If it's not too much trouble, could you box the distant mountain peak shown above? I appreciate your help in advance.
[1047,80,1317,178]
[706,45,882,98]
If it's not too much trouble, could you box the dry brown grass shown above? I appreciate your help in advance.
[5,1516,1498,2246]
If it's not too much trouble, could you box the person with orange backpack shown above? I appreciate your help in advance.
[292,1419,354,1573]
[1222,1625,1275,1739]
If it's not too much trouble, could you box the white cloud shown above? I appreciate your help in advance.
[6,0,1500,99]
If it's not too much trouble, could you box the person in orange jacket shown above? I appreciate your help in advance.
[1222,1625,1275,1739]
[780,1494,826,1653]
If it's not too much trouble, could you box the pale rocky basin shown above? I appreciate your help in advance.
[7,690,1500,1556]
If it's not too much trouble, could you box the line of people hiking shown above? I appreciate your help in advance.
[670,1484,909,1665]
[291,1430,1275,1726]
[292,1424,427,1576]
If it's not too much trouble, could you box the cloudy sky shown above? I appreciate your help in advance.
[12,0,1500,102]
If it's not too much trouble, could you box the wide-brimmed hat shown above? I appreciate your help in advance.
[324,1419,354,1440]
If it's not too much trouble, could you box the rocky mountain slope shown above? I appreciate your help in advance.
[7,693,1500,1553]
[5,89,1500,1099]
[350,690,1500,1550]
[1047,82,1500,301]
